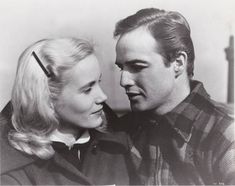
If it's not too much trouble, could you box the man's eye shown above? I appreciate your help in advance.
[130,65,145,72]
[116,64,123,71]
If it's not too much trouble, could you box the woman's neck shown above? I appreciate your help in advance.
[57,121,83,139]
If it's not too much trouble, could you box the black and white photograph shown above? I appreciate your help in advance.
[0,0,234,185]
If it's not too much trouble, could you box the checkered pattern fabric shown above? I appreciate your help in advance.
[119,80,234,185]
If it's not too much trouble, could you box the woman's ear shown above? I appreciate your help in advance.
[173,51,187,78]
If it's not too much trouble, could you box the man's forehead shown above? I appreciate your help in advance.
[116,28,159,53]
[116,35,160,65]
[117,27,153,41]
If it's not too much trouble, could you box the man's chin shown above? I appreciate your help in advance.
[130,103,146,112]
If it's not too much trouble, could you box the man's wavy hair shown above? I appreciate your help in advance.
[9,37,94,159]
[114,8,195,78]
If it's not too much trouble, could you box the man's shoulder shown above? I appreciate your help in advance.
[212,102,234,141]
[211,101,234,119]
[195,100,234,146]
[208,100,234,131]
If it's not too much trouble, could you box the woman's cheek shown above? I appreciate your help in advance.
[71,95,94,113]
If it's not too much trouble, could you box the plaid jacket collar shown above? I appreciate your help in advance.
[158,80,210,142]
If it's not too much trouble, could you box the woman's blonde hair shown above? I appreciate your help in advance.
[9,38,94,159]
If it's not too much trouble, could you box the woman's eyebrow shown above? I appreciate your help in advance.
[79,81,96,91]
[79,74,102,91]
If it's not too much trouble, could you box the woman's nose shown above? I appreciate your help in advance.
[96,86,107,103]
[120,70,134,88]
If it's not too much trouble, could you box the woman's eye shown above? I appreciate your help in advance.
[84,87,92,94]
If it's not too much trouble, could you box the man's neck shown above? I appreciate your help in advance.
[153,78,191,116]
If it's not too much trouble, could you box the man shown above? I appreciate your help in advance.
[113,8,234,185]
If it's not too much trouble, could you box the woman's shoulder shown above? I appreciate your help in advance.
[83,130,131,185]
[0,109,35,174]
[90,129,131,153]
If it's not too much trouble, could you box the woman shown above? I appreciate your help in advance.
[0,38,132,185]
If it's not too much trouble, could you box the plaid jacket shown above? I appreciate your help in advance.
[117,80,234,185]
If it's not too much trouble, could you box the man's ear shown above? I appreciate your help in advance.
[173,51,187,78]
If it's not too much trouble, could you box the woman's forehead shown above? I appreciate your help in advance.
[63,55,101,87]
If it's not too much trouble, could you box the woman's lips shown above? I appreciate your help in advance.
[91,107,103,115]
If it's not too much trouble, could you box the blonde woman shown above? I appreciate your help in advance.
[0,38,132,185]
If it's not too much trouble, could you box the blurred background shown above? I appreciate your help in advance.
[0,0,234,114]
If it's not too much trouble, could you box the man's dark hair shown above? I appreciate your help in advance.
[114,8,195,77]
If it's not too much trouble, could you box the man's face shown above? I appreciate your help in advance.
[115,27,176,114]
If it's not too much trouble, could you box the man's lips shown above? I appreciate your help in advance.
[126,91,141,99]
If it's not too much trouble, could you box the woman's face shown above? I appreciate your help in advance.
[55,54,107,129]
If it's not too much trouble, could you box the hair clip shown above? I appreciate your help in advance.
[32,51,51,78]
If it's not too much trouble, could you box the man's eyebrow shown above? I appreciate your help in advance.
[116,59,148,66]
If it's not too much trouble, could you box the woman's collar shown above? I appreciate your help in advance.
[50,129,90,148]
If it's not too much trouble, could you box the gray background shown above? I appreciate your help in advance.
[0,0,234,111]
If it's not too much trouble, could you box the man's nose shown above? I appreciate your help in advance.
[96,86,107,104]
[120,70,134,88]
